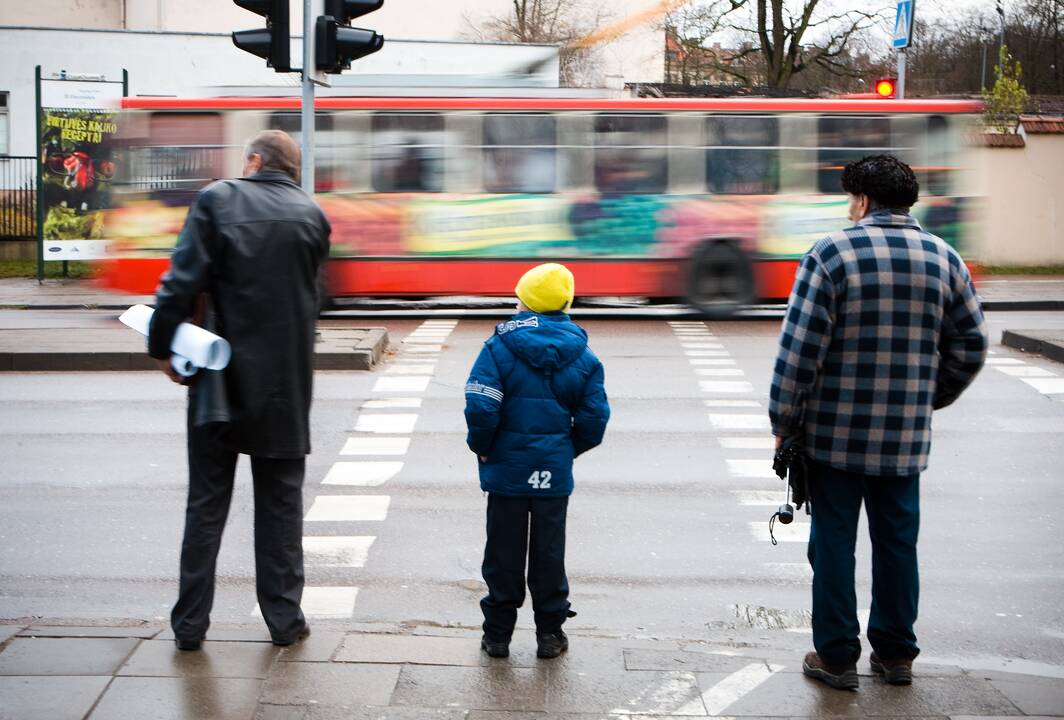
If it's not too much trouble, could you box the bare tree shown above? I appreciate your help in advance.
[464,0,612,86]
[668,0,889,88]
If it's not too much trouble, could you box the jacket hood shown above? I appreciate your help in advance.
[496,312,587,371]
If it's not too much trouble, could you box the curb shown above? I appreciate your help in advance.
[1001,330,1064,364]
[0,329,390,373]
[980,299,1064,311]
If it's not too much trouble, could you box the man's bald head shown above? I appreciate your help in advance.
[244,130,300,182]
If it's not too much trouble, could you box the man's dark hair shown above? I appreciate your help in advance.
[245,130,301,182]
[840,155,919,211]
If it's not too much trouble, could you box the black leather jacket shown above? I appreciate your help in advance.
[148,170,331,458]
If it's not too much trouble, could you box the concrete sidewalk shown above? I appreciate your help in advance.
[1,622,1060,719]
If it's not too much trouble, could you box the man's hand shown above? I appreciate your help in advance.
[774,434,783,449]
[155,357,186,385]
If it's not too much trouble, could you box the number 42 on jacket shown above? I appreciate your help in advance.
[528,471,553,489]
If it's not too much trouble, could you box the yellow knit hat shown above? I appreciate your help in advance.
[515,263,575,313]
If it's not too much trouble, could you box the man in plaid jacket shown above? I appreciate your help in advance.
[769,155,988,690]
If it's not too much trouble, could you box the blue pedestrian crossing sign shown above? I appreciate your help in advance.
[893,0,915,48]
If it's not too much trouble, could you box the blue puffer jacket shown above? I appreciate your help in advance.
[464,311,610,497]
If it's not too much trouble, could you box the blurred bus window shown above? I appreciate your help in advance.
[706,115,779,194]
[371,113,444,192]
[594,114,667,193]
[483,113,556,194]
[125,112,225,195]
[817,116,891,193]
[268,112,336,191]
[925,115,950,196]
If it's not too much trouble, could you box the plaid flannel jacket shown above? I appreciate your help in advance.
[769,210,989,476]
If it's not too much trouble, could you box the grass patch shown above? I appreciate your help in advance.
[0,259,99,279]
[978,265,1064,276]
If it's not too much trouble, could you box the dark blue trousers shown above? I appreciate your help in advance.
[807,460,921,666]
[481,494,571,641]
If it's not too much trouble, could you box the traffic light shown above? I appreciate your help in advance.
[875,77,897,98]
[316,0,385,74]
[232,0,291,73]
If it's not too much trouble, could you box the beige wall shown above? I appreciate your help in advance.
[973,134,1064,265]
[2,0,665,84]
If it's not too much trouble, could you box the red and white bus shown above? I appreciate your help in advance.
[101,95,982,315]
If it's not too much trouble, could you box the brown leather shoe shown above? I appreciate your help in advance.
[802,651,859,690]
[869,652,913,685]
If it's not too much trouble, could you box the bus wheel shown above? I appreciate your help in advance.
[686,241,756,319]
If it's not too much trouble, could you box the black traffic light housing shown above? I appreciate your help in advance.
[232,0,291,72]
[316,0,385,74]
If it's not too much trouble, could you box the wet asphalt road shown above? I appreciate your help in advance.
[0,309,1062,675]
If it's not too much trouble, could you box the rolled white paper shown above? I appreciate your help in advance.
[120,304,231,373]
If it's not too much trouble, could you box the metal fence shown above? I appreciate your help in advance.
[0,156,37,240]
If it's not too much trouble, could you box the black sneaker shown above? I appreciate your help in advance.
[870,652,913,685]
[802,651,859,690]
[272,623,311,647]
[480,635,510,658]
[536,630,569,659]
[174,637,202,651]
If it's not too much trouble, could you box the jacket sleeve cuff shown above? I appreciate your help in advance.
[147,305,185,360]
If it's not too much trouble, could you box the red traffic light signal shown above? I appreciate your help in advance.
[875,78,897,98]
[232,0,290,72]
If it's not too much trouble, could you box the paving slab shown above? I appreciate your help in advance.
[255,706,308,720]
[391,665,548,712]
[155,627,273,643]
[89,676,264,720]
[705,670,1023,717]
[623,647,759,673]
[276,631,345,663]
[0,675,111,720]
[19,625,160,639]
[259,661,400,708]
[547,668,704,715]
[335,633,487,666]
[0,625,24,644]
[986,675,1064,716]
[0,636,140,676]
[305,707,469,720]
[119,639,279,679]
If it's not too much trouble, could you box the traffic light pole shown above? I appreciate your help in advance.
[896,48,906,100]
[300,0,315,194]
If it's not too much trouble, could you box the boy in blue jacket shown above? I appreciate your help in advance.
[464,263,610,659]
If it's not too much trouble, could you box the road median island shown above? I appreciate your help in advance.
[0,326,390,372]
[1002,329,1064,364]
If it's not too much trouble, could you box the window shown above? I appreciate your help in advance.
[269,112,336,191]
[817,116,891,193]
[128,112,224,192]
[925,115,950,196]
[371,113,444,192]
[594,114,667,193]
[706,115,779,194]
[483,113,556,193]
[0,93,9,156]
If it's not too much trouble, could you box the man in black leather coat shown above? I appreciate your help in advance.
[147,130,331,650]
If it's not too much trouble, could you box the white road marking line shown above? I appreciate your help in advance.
[341,437,411,456]
[672,662,783,716]
[688,350,731,358]
[996,365,1057,378]
[361,398,422,409]
[401,338,445,346]
[404,345,443,354]
[709,414,769,432]
[384,364,437,375]
[323,461,404,486]
[689,358,737,365]
[251,587,358,620]
[985,358,1026,365]
[725,458,777,477]
[405,332,452,339]
[732,490,782,505]
[681,343,725,350]
[1022,377,1064,394]
[305,495,391,522]
[354,414,419,434]
[719,436,775,449]
[750,520,809,543]
[705,399,761,408]
[372,376,431,393]
[696,368,746,377]
[303,536,376,567]
[701,380,756,394]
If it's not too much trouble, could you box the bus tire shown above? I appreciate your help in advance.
[685,240,756,319]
